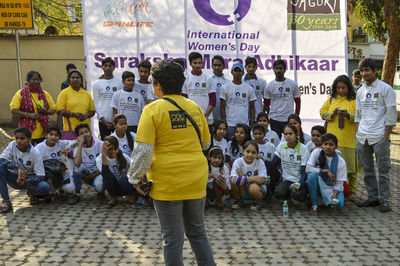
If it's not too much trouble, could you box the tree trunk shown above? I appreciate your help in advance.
[382,0,400,86]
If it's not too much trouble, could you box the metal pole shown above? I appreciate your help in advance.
[15,30,23,90]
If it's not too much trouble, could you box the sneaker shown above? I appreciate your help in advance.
[68,194,80,205]
[231,200,241,209]
[250,202,261,211]
[131,196,145,208]
[356,198,379,207]
[379,202,391,213]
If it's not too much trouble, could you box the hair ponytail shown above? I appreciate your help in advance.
[318,149,326,169]
[126,131,134,151]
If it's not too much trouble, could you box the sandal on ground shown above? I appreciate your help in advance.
[309,205,318,216]
[27,191,39,205]
[217,204,232,213]
[105,197,118,209]
[0,200,13,213]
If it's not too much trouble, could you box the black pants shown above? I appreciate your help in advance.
[270,119,287,139]
[102,165,137,197]
[274,180,307,202]
[99,121,113,140]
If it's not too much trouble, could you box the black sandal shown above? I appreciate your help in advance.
[0,200,13,213]
[105,197,117,209]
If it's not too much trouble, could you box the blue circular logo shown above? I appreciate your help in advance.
[106,86,111,91]
[217,83,221,88]
[366,93,371,99]
[51,153,57,158]
[127,97,132,101]
[239,153,243,157]
[193,0,251,26]
[290,154,294,160]
[141,90,145,95]
[123,144,128,149]
[89,155,94,160]
[260,151,264,156]
[195,82,200,87]
[18,158,23,163]
[278,87,283,92]
[113,165,118,170]
[235,92,240,97]
[246,171,252,176]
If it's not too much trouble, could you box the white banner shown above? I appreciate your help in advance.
[82,0,347,120]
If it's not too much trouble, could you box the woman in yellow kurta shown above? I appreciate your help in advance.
[10,71,56,145]
[56,70,95,133]
[320,74,359,201]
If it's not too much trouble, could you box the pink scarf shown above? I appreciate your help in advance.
[19,85,50,132]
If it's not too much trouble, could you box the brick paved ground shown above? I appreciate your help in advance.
[0,123,399,265]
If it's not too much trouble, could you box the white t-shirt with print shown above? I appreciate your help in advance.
[243,75,267,118]
[96,153,131,177]
[275,141,309,182]
[73,139,103,173]
[356,79,396,135]
[93,77,123,122]
[231,157,267,180]
[111,90,145,126]
[220,81,257,127]
[258,142,276,161]
[264,129,280,147]
[147,86,159,101]
[208,75,230,121]
[133,80,152,103]
[212,137,228,158]
[264,78,301,122]
[111,131,136,157]
[227,141,244,163]
[209,165,231,190]
[1,141,45,176]
[182,72,214,119]
[36,139,77,161]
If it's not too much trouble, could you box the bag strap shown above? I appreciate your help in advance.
[163,97,202,148]
[57,110,73,132]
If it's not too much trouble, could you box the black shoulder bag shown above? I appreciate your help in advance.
[163,97,203,147]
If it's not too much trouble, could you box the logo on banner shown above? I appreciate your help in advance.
[287,0,340,31]
[102,1,154,28]
[193,0,251,26]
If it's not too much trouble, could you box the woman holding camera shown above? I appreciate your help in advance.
[127,60,215,266]
[320,75,359,201]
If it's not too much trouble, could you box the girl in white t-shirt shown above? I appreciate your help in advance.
[206,146,231,212]
[280,114,311,145]
[256,112,280,147]
[230,140,268,211]
[97,136,137,208]
[306,133,347,215]
[268,124,309,203]
[111,114,136,157]
[210,120,228,158]
[226,123,251,166]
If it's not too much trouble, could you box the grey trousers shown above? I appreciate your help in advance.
[153,197,215,266]
[356,137,391,203]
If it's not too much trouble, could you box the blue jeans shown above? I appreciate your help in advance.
[153,197,215,266]
[72,164,103,193]
[0,164,50,200]
[102,165,136,197]
[307,172,344,209]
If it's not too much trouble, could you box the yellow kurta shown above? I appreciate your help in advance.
[320,96,356,149]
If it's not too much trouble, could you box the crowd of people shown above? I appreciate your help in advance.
[0,53,396,265]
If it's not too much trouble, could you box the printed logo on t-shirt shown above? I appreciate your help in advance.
[26,160,31,166]
[271,138,274,143]
[239,153,243,157]
[141,90,146,95]
[202,83,206,88]
[18,158,23,164]
[373,93,379,99]
[113,165,118,170]
[242,93,247,98]
[127,97,132,102]
[195,82,200,87]
[51,153,57,158]
[217,83,222,88]
[134,98,139,103]
[256,86,260,90]
[267,153,272,159]
[88,155,95,160]
[365,93,372,103]
[278,87,283,92]
[169,110,187,129]
[260,151,264,157]
[289,154,294,161]
[254,170,258,176]
[285,87,290,92]
[123,144,128,149]
[235,92,240,97]
[112,87,117,92]
[297,155,301,161]
[106,86,111,91]
[246,171,252,176]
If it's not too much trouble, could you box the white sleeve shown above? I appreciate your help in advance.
[306,149,321,174]
[208,77,216,94]
[333,157,347,191]
[355,91,362,123]
[256,159,267,178]
[231,159,241,179]
[93,82,103,119]
[249,86,257,102]
[223,165,231,190]
[96,155,103,172]
[301,147,310,166]
[110,92,118,109]
[182,79,188,95]
[264,83,271,99]
[274,143,282,159]
[220,85,227,100]
[0,142,14,161]
[33,150,45,176]
[293,80,301,98]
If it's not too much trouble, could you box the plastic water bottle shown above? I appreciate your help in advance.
[283,200,289,218]
[266,175,271,185]
[330,198,340,206]
[289,182,301,190]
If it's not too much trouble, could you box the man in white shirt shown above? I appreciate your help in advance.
[134,60,152,104]
[220,62,256,140]
[182,52,216,125]
[355,58,397,212]
[243,56,267,122]
[208,55,229,122]
[92,57,123,140]
[264,60,301,138]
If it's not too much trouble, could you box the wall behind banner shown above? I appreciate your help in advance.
[82,0,348,120]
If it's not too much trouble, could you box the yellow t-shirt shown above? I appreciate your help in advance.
[320,96,356,148]
[56,86,95,132]
[136,94,211,201]
[9,89,56,139]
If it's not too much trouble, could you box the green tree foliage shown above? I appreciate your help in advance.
[33,0,82,35]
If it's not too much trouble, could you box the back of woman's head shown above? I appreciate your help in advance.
[331,74,356,100]
[151,60,185,95]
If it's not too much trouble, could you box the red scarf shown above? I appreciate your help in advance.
[19,85,50,132]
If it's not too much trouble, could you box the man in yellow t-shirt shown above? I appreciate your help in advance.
[127,60,215,265]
